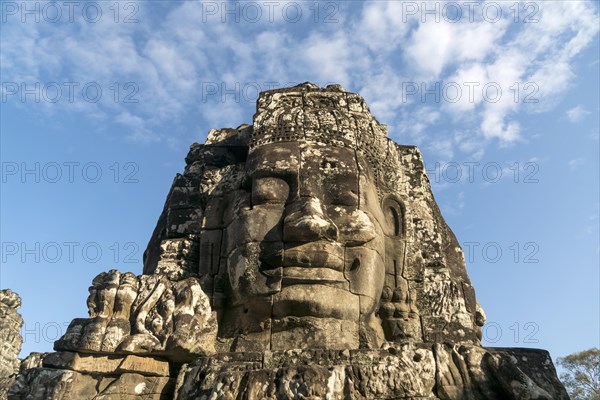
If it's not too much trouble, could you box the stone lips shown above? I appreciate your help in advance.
[6,82,569,399]
[280,241,348,292]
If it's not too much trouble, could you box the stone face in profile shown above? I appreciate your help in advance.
[7,83,569,400]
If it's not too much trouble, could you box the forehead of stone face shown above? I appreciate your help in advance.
[247,142,301,178]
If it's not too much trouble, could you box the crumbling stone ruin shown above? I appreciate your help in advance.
[5,83,569,399]
[0,290,23,399]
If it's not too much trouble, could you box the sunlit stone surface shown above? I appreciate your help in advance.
[6,83,567,399]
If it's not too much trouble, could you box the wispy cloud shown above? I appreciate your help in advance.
[2,0,598,150]
[567,157,586,171]
[584,209,599,236]
[567,105,591,122]
[441,191,466,216]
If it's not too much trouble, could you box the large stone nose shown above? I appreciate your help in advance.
[283,197,338,242]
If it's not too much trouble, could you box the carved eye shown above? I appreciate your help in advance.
[252,177,289,205]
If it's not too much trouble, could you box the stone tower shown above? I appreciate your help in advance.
[8,83,568,399]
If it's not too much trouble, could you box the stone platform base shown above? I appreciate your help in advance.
[8,352,174,400]
[9,344,568,400]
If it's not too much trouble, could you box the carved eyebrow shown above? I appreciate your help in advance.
[251,160,299,179]
[248,149,300,176]
[318,163,357,178]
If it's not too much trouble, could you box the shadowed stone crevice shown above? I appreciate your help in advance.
[6,83,568,399]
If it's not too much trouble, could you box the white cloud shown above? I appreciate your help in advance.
[404,22,453,79]
[397,106,441,144]
[1,0,598,151]
[444,64,489,113]
[428,139,455,159]
[567,158,586,171]
[440,191,466,216]
[567,106,591,122]
[144,39,198,92]
[357,68,411,122]
[355,2,413,52]
[453,130,486,160]
[116,111,160,143]
[404,16,508,80]
[292,31,357,86]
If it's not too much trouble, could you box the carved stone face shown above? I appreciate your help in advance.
[142,85,484,351]
[223,140,387,349]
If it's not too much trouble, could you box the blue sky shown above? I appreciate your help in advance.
[1,0,598,363]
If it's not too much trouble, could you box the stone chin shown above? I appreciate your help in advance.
[268,274,383,350]
[267,242,362,322]
[265,238,385,350]
[269,236,382,319]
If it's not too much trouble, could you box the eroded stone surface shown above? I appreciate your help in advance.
[173,345,568,400]
[174,346,437,400]
[0,290,23,400]
[139,83,484,350]
[9,368,174,400]
[434,344,569,400]
[54,271,217,362]
[8,83,567,399]
[43,352,170,377]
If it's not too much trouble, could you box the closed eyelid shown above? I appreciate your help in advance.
[251,168,296,181]
[252,177,290,205]
[254,176,288,186]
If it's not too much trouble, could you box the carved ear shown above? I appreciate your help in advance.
[379,195,422,343]
[381,196,406,291]
[382,196,406,238]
